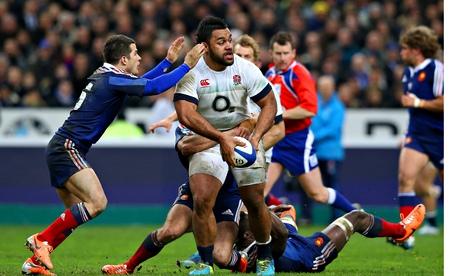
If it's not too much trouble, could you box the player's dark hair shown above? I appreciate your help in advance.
[234,34,261,61]
[399,25,441,59]
[269,31,294,50]
[196,16,228,44]
[103,34,136,65]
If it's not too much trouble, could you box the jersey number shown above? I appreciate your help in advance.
[74,83,93,110]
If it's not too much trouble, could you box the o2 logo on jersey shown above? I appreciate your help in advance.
[233,75,241,85]
[212,95,230,111]
[200,79,210,87]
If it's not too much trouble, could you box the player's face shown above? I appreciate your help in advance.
[270,42,296,72]
[234,44,257,65]
[400,43,416,67]
[126,43,141,75]
[208,29,234,68]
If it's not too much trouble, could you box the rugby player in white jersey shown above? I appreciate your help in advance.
[174,16,278,275]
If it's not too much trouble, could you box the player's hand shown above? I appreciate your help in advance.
[148,119,173,133]
[184,43,205,69]
[238,117,257,138]
[249,137,260,152]
[220,135,245,168]
[166,36,185,63]
[269,204,292,217]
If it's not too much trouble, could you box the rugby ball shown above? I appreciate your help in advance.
[234,136,257,168]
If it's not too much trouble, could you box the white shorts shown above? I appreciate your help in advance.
[188,141,266,187]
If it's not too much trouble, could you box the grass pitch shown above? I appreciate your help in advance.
[0,224,443,275]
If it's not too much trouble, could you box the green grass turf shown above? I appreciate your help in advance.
[0,224,443,275]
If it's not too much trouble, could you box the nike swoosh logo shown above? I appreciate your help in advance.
[34,239,41,250]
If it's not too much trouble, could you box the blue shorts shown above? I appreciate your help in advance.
[172,182,243,224]
[404,131,444,170]
[275,224,338,272]
[46,135,91,188]
[271,128,318,175]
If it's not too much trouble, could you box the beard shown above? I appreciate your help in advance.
[209,48,234,67]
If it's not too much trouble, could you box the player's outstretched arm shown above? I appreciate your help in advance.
[148,112,178,133]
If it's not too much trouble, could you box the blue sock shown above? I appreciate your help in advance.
[197,245,214,266]
[327,188,355,212]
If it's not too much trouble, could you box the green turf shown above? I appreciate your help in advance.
[1,223,443,275]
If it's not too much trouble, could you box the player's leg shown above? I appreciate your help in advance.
[264,162,284,197]
[25,168,104,271]
[21,187,80,276]
[213,221,248,272]
[234,145,275,275]
[323,205,425,252]
[398,147,428,225]
[102,203,193,274]
[414,162,441,235]
[187,150,228,274]
[189,173,221,265]
[297,167,356,213]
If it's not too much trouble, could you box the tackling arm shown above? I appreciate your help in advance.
[253,91,277,149]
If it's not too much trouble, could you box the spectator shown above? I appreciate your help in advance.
[48,79,76,107]
[0,0,443,109]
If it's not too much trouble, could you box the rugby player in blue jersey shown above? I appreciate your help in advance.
[235,203,425,273]
[388,25,443,250]
[21,34,204,275]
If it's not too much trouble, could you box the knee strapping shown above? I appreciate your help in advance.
[331,217,354,241]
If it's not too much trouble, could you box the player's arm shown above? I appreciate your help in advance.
[252,90,277,150]
[141,37,186,79]
[177,119,255,156]
[402,94,444,112]
[142,44,204,96]
[282,105,316,119]
[148,111,178,133]
[263,120,285,150]
[174,100,244,167]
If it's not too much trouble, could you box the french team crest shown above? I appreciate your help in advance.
[418,71,426,82]
[315,237,324,246]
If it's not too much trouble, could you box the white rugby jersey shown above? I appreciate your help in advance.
[174,54,272,130]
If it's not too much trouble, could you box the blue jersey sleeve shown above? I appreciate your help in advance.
[143,63,191,96]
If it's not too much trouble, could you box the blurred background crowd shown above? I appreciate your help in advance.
[0,0,444,109]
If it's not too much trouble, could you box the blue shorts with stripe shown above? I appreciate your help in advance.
[172,181,242,224]
[275,224,338,272]
[271,127,318,175]
[46,134,91,188]
[404,131,444,170]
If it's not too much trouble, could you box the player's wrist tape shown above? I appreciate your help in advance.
[414,98,420,108]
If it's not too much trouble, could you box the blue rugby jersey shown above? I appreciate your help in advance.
[402,59,444,138]
[55,61,189,153]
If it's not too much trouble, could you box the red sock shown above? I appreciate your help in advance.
[126,232,163,271]
[379,219,405,237]
[38,209,79,243]
[30,255,40,265]
[400,206,415,218]
[266,193,282,206]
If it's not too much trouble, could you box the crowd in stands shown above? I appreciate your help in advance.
[0,0,444,109]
